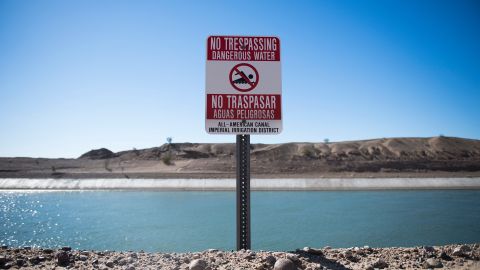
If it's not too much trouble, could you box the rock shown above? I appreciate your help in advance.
[206,249,218,252]
[106,261,115,268]
[423,258,443,268]
[61,246,72,251]
[118,258,128,266]
[440,251,452,261]
[323,246,332,250]
[56,251,70,266]
[452,248,462,257]
[43,249,54,254]
[344,250,355,260]
[126,266,135,270]
[29,256,41,265]
[189,259,207,270]
[303,247,323,256]
[356,248,366,256]
[79,255,88,261]
[256,264,266,270]
[0,256,8,264]
[372,258,388,269]
[363,246,373,254]
[347,256,359,262]
[452,245,471,257]
[23,246,32,250]
[16,258,24,267]
[286,253,299,263]
[264,255,276,265]
[424,246,435,253]
[1,245,8,249]
[273,258,295,270]
[244,252,255,260]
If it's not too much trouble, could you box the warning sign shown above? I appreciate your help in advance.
[205,36,282,135]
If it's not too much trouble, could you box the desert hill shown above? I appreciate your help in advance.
[1,136,480,179]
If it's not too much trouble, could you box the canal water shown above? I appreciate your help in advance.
[1,190,479,252]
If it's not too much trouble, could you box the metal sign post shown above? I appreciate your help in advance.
[236,134,251,250]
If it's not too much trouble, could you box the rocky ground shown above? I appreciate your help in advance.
[0,244,479,270]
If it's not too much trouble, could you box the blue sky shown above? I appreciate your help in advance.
[1,0,479,158]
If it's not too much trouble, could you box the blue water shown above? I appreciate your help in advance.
[1,190,480,252]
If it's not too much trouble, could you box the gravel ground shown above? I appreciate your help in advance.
[0,244,479,269]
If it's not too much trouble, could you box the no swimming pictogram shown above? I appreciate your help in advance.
[229,63,259,92]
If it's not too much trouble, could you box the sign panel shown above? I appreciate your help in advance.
[205,36,282,135]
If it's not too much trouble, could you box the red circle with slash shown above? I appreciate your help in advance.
[229,63,259,92]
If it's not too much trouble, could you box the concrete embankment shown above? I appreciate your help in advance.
[1,178,480,190]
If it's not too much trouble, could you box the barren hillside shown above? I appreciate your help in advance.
[1,136,480,179]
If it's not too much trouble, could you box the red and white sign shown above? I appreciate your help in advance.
[205,36,282,135]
